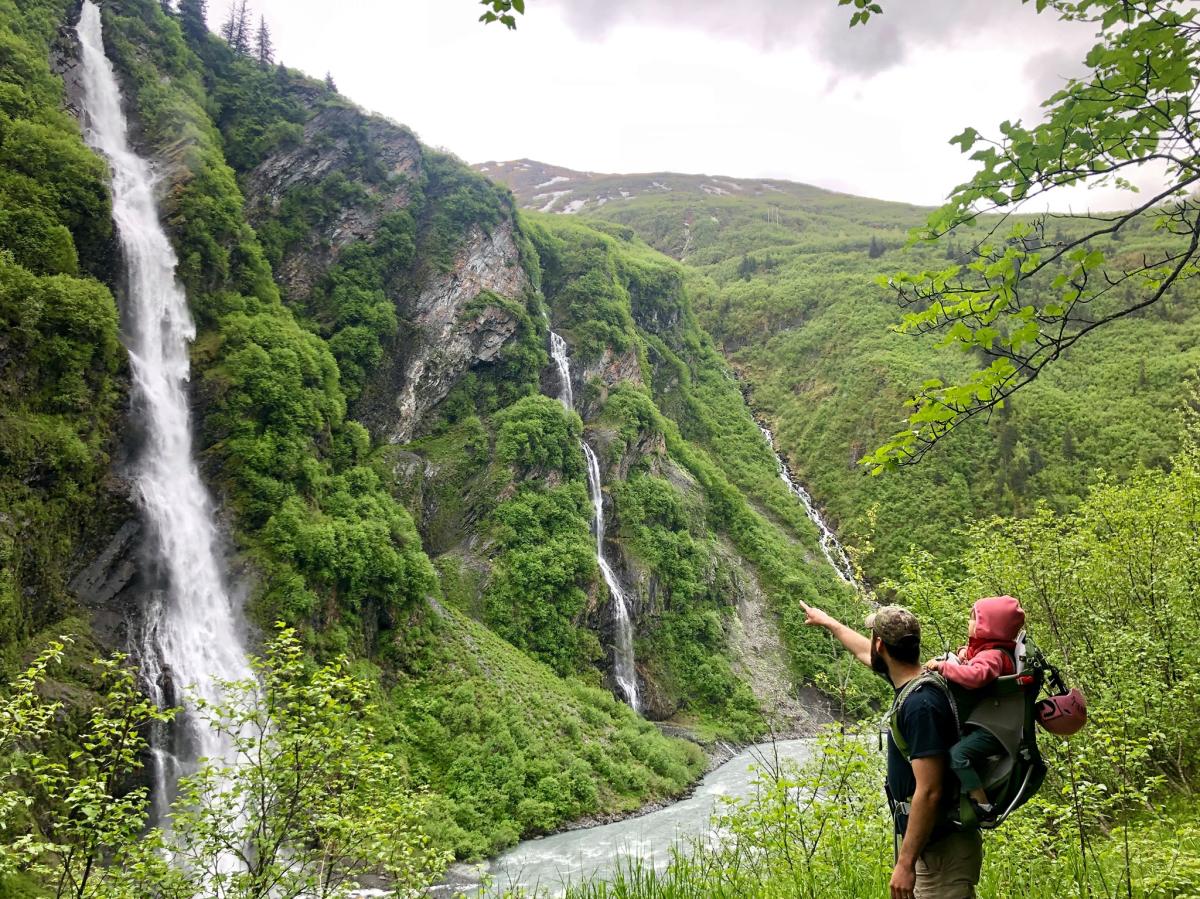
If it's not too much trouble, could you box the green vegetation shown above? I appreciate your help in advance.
[0,0,727,876]
[525,215,874,729]
[560,415,1200,898]
[392,607,703,859]
[0,0,123,665]
[579,183,1200,583]
[9,0,1198,891]
[858,0,1200,468]
[0,630,450,898]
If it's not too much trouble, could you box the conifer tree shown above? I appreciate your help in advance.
[324,71,337,92]
[1062,426,1076,460]
[255,15,273,66]
[178,0,207,42]
[220,0,251,54]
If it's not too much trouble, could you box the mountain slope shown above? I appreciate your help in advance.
[0,0,874,871]
[481,158,1200,582]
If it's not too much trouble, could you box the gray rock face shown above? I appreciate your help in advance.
[243,99,422,304]
[577,346,643,420]
[242,91,532,444]
[68,514,146,652]
[374,221,530,443]
[50,12,86,120]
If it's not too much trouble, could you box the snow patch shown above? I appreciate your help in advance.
[536,175,571,188]
[595,196,609,206]
[535,190,572,212]
[478,166,490,172]
[651,181,671,191]
[619,189,631,198]
[562,199,587,214]
[700,184,730,196]
[710,216,719,223]
[761,182,784,193]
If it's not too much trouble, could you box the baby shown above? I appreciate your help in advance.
[925,594,1026,818]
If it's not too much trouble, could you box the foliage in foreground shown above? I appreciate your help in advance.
[554,728,1200,899]
[0,628,449,899]
[864,0,1200,469]
[550,421,1200,898]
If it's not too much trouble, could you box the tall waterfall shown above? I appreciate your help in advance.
[76,0,251,807]
[756,421,858,587]
[549,332,640,711]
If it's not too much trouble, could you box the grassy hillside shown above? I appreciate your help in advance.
[485,160,1200,582]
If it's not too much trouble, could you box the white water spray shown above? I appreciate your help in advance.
[756,421,858,587]
[548,332,640,711]
[550,331,574,410]
[76,0,251,806]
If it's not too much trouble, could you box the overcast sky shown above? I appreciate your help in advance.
[215,0,1163,210]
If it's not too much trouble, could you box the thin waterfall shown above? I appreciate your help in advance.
[548,331,641,711]
[550,331,574,410]
[75,0,252,811]
[756,420,859,587]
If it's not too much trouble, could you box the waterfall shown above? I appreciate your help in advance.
[756,421,859,587]
[550,331,574,410]
[76,0,252,809]
[548,331,641,711]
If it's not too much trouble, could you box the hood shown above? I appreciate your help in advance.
[970,595,1026,647]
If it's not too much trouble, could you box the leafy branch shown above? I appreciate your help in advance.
[478,0,525,29]
[859,0,1200,471]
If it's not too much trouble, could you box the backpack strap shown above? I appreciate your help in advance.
[886,672,976,834]
[887,671,961,760]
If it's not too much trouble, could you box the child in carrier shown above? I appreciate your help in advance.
[925,594,1026,819]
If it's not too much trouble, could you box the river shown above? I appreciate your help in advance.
[435,738,814,897]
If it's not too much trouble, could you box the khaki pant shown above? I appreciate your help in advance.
[914,829,983,899]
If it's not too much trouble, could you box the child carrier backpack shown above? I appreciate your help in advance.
[887,630,1051,830]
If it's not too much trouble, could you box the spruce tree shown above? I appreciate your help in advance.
[255,15,273,66]
[178,0,207,42]
[221,0,251,54]
[219,3,235,43]
[324,71,337,92]
[234,0,252,54]
[1062,426,1076,460]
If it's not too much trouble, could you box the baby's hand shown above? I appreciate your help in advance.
[924,658,941,671]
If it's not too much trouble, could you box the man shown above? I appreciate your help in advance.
[802,602,982,899]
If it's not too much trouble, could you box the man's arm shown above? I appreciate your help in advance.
[890,755,946,899]
[800,601,872,667]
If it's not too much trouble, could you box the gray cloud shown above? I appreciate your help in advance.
[1021,47,1092,122]
[543,0,1075,77]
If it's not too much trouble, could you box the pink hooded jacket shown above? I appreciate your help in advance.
[938,595,1026,690]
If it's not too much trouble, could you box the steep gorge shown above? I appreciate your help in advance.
[0,0,868,864]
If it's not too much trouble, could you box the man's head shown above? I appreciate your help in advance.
[865,605,921,677]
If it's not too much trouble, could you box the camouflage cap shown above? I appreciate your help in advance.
[864,605,920,646]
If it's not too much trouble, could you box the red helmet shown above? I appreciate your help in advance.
[1036,688,1088,736]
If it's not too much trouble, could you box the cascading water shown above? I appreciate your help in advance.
[548,331,640,711]
[582,443,641,711]
[756,421,859,587]
[76,0,252,810]
[550,331,574,410]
